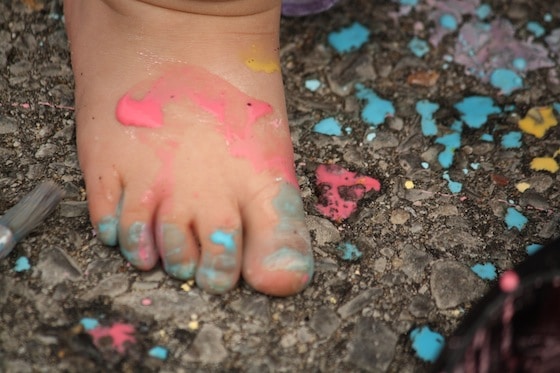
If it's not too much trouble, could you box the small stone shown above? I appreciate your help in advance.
[280,332,298,348]
[390,209,410,225]
[305,215,341,246]
[59,201,88,218]
[519,190,550,210]
[34,143,57,159]
[82,274,130,301]
[408,295,435,318]
[229,295,270,322]
[346,318,398,372]
[337,287,383,319]
[430,260,486,309]
[182,324,228,364]
[309,307,341,339]
[36,246,83,286]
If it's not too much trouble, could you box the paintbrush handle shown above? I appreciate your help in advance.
[0,225,15,260]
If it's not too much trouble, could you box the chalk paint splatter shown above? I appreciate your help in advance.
[14,256,31,272]
[355,84,395,127]
[454,96,501,129]
[305,79,321,91]
[148,346,169,360]
[442,172,462,194]
[408,37,430,57]
[518,106,558,138]
[489,68,523,95]
[526,243,544,255]
[87,323,136,354]
[500,131,522,149]
[416,100,439,136]
[504,207,528,231]
[410,326,445,363]
[435,132,461,168]
[337,242,363,261]
[80,317,100,331]
[313,117,342,136]
[328,22,370,53]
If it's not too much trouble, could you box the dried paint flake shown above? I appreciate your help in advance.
[454,96,501,129]
[471,262,497,280]
[405,180,415,189]
[410,326,445,363]
[504,207,528,231]
[337,242,363,261]
[526,21,545,38]
[328,22,370,53]
[500,131,522,149]
[313,117,342,136]
[315,164,381,222]
[518,106,558,138]
[148,346,169,360]
[355,84,395,127]
[530,157,559,173]
[305,79,321,92]
[14,256,31,272]
[88,323,136,354]
[416,100,439,136]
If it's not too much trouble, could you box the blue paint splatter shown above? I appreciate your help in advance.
[14,256,31,272]
[544,13,553,23]
[480,133,494,142]
[471,262,497,280]
[416,100,439,136]
[513,57,527,71]
[504,207,528,231]
[366,132,376,141]
[399,0,418,5]
[450,120,463,133]
[553,102,560,114]
[148,346,169,360]
[501,131,522,149]
[526,243,544,255]
[408,37,430,58]
[355,84,395,127]
[527,21,545,38]
[410,326,445,363]
[80,317,99,331]
[454,96,501,129]
[470,162,480,170]
[440,13,458,31]
[313,117,342,136]
[328,22,370,53]
[476,4,492,20]
[443,172,462,194]
[305,79,321,92]
[490,68,523,95]
[337,242,362,261]
[421,162,430,169]
[435,132,461,168]
[210,230,236,252]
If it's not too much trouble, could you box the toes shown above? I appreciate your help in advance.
[156,221,198,280]
[242,182,314,297]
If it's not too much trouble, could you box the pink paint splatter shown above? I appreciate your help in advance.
[88,323,136,354]
[499,270,519,293]
[315,164,381,222]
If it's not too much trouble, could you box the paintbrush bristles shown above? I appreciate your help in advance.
[0,181,65,241]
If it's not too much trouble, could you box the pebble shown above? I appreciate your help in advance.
[346,318,398,372]
[305,215,341,246]
[36,246,83,286]
[34,143,58,159]
[82,273,130,301]
[59,201,88,218]
[229,295,270,322]
[390,209,410,225]
[408,295,435,318]
[309,307,341,340]
[182,324,228,364]
[337,287,383,319]
[430,260,486,309]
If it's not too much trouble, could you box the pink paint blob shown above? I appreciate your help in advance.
[499,270,520,293]
[88,323,136,354]
[315,164,381,222]
[117,94,164,128]
[141,298,152,306]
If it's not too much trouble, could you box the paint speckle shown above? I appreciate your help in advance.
[470,162,480,170]
[475,4,491,20]
[408,37,430,57]
[421,162,430,169]
[513,57,527,71]
[328,22,370,53]
[410,326,445,363]
[141,298,152,306]
[148,346,169,360]
[210,230,236,252]
[80,317,99,331]
[442,172,462,194]
[440,13,458,31]
[454,96,501,129]
[305,79,321,92]
[355,84,395,127]
[516,182,531,192]
[337,242,363,261]
[315,164,381,222]
[500,131,522,149]
[490,68,523,95]
[399,0,418,5]
[504,207,528,231]
[526,243,544,255]
[471,262,497,280]
[500,270,519,292]
[435,132,461,168]
[313,117,342,136]
[518,106,558,138]
[405,180,415,189]
[480,133,494,142]
[530,157,559,173]
[14,256,31,272]
[526,21,546,38]
[416,100,439,136]
[88,323,136,354]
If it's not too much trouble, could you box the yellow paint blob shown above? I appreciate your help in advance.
[242,45,280,73]
[518,106,557,138]
[530,157,559,173]
[245,58,280,73]
[187,320,199,330]
[515,182,531,193]
[404,180,415,189]
[180,283,191,292]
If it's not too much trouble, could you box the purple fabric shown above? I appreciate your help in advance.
[282,0,339,16]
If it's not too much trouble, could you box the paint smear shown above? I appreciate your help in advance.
[337,242,363,261]
[471,262,497,280]
[88,323,136,354]
[328,22,370,53]
[210,230,236,252]
[356,84,395,127]
[315,164,381,222]
[518,106,558,138]
[500,131,522,149]
[410,326,445,363]
[14,256,31,272]
[313,117,342,136]
[504,207,528,231]
[416,100,439,136]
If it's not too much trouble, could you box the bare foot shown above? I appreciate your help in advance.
[63,0,313,296]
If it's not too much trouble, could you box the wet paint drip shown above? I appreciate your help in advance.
[210,230,237,252]
[471,262,497,280]
[410,326,445,363]
[355,84,395,127]
[87,323,136,354]
[328,22,370,53]
[518,106,558,138]
[315,164,381,222]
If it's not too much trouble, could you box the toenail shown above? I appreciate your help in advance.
[262,247,314,276]
[159,223,196,279]
[210,229,237,252]
[120,222,155,267]
[97,216,118,246]
[165,262,196,280]
[196,253,237,293]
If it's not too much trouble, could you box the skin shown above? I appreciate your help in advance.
[63,0,313,296]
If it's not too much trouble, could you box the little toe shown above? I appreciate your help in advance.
[156,221,198,280]
[242,182,314,297]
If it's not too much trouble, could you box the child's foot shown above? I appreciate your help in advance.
[64,0,313,296]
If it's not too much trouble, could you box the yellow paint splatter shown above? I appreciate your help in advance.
[242,45,280,73]
[530,157,559,173]
[515,182,531,193]
[245,58,280,73]
[518,106,557,138]
[404,180,415,189]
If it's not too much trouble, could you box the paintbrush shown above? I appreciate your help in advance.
[0,181,65,259]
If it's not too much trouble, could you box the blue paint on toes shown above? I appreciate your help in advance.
[210,230,236,252]
[97,216,119,246]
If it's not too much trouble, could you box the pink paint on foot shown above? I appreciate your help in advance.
[88,323,136,354]
[117,94,165,128]
[315,164,381,222]
[499,270,519,293]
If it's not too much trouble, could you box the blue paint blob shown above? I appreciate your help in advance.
[399,0,418,5]
[470,162,480,170]
[490,68,523,95]
[408,37,430,58]
[305,79,321,92]
[450,120,463,133]
[421,162,430,169]
[454,96,501,129]
[435,132,462,168]
[527,21,545,38]
[313,117,342,136]
[210,230,236,252]
[443,172,462,194]
[501,131,522,149]
[462,168,469,175]
[513,57,527,71]
[476,4,492,20]
[148,346,169,360]
[355,84,395,127]
[97,216,119,247]
[416,100,439,136]
[480,133,494,142]
[366,132,376,141]
[440,13,458,31]
[14,256,31,272]
[337,242,363,261]
[471,262,497,280]
[544,13,553,23]
[410,326,445,363]
[504,207,528,231]
[504,104,517,112]
[526,243,544,255]
[553,102,560,114]
[328,22,370,53]
[80,317,100,331]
